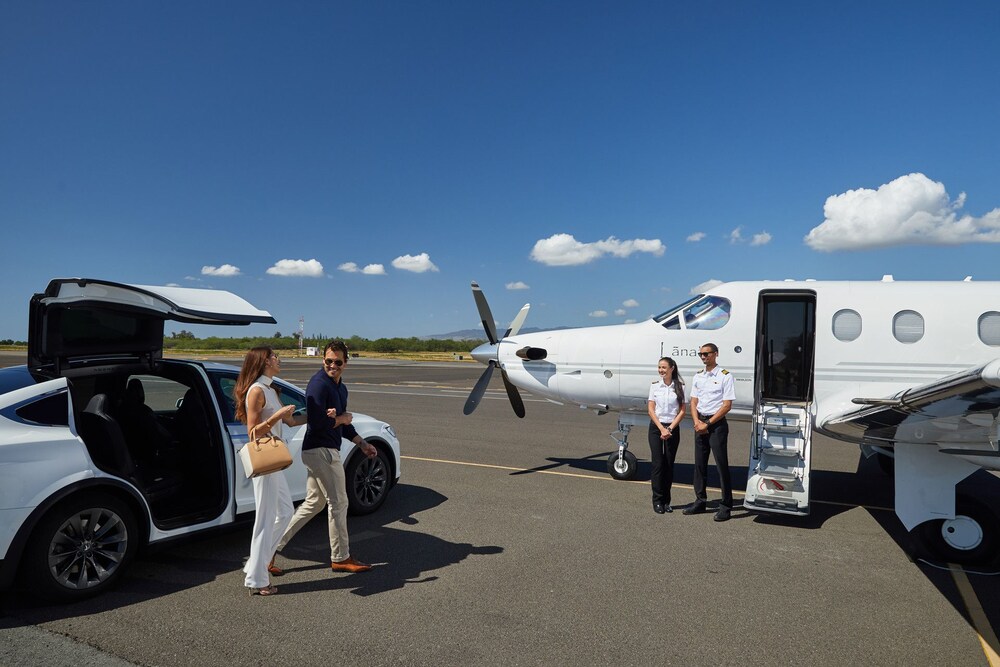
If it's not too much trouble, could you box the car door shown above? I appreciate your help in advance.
[208,370,309,515]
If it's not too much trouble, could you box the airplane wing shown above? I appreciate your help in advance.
[818,359,1000,455]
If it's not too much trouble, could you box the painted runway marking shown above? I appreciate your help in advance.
[950,564,1000,667]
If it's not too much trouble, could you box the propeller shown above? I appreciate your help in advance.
[463,281,530,418]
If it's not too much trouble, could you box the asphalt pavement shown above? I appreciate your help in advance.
[1,353,998,665]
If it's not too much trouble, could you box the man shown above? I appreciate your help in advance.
[274,340,378,573]
[684,342,736,522]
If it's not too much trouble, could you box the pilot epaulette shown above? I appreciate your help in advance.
[721,369,729,374]
[651,379,658,384]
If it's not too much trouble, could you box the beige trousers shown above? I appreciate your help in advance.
[277,447,350,562]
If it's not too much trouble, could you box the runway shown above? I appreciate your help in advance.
[1,353,998,665]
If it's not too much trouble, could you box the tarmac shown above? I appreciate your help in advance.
[1,353,998,665]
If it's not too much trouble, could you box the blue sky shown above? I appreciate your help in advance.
[2,2,999,341]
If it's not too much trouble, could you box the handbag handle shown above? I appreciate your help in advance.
[248,422,273,441]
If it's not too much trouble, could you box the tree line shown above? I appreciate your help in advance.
[163,331,484,353]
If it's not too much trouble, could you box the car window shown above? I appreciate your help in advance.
[14,392,70,427]
[208,372,305,423]
[128,374,190,412]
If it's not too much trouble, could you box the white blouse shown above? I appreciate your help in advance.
[647,379,681,423]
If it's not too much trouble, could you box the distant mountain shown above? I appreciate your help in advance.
[420,325,572,341]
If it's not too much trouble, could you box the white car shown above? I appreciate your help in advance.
[0,279,400,600]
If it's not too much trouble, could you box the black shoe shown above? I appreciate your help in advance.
[683,500,707,515]
[653,502,665,514]
[664,505,673,513]
[714,506,731,522]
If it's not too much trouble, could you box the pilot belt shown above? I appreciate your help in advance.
[698,412,725,422]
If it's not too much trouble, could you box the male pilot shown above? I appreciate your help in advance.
[273,340,378,573]
[685,342,736,521]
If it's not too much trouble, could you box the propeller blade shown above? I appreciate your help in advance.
[501,369,526,418]
[463,361,495,415]
[471,281,498,345]
[503,303,530,338]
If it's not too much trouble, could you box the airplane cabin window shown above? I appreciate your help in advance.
[832,309,862,342]
[662,316,681,330]
[892,310,924,344]
[682,296,732,330]
[978,312,1000,346]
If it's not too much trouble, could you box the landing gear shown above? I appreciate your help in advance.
[606,420,638,480]
[607,450,637,480]
[912,495,1000,567]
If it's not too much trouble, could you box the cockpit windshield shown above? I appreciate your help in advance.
[654,295,732,331]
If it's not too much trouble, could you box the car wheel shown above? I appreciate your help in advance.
[23,492,138,600]
[346,446,391,515]
[911,495,999,567]
[607,450,638,480]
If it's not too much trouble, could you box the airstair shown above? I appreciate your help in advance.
[743,401,813,515]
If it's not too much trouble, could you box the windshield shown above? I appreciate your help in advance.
[653,294,732,330]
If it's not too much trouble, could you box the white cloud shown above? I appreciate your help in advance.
[589,310,608,318]
[614,308,627,316]
[729,227,744,244]
[624,318,637,324]
[530,233,665,266]
[362,264,386,275]
[751,232,772,246]
[184,276,201,282]
[165,283,181,287]
[266,259,324,277]
[805,173,1000,251]
[690,279,723,295]
[686,232,706,242]
[201,264,241,277]
[338,262,359,273]
[506,281,530,290]
[622,298,639,308]
[392,252,439,273]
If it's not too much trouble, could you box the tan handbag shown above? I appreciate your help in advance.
[238,423,293,478]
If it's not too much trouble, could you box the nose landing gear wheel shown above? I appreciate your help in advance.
[912,495,999,567]
[607,450,638,480]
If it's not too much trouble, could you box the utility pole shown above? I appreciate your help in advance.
[298,316,304,356]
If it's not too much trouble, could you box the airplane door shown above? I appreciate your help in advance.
[744,291,817,516]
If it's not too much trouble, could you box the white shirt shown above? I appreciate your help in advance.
[690,367,736,415]
[647,379,681,423]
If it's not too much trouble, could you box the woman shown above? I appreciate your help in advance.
[234,346,303,596]
[647,356,686,514]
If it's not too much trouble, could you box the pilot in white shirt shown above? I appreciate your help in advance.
[686,343,736,521]
[646,357,686,514]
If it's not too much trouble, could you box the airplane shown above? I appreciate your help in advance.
[462,277,1000,567]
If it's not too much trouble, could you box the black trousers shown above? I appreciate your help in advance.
[648,421,680,505]
[692,415,733,507]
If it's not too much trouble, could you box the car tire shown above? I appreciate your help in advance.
[23,492,139,600]
[346,445,391,515]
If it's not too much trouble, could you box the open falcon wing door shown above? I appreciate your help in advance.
[28,278,276,378]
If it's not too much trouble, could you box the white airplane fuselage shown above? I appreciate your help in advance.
[479,280,1000,472]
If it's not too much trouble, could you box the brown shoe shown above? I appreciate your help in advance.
[267,557,284,577]
[330,556,372,573]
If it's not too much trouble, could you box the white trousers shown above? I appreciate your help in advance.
[244,470,293,588]
[277,447,350,562]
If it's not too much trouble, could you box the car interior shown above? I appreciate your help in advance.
[71,363,229,529]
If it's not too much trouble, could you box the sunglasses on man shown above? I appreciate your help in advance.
[324,358,344,367]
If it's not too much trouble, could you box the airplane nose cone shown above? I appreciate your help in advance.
[471,342,498,365]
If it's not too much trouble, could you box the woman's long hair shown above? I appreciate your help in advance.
[234,346,274,425]
[660,356,685,404]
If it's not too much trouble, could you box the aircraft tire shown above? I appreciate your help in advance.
[912,495,999,567]
[607,451,638,481]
